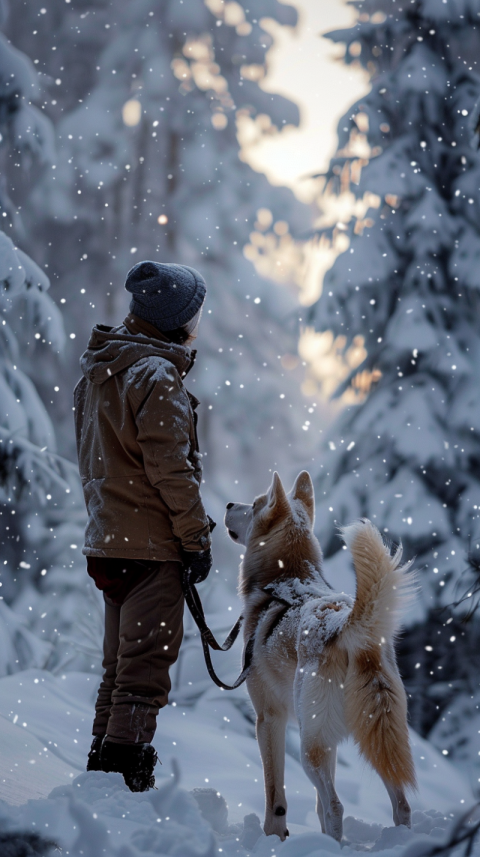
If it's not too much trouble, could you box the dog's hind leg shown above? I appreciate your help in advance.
[383,780,411,828]
[315,789,326,833]
[301,738,343,841]
[295,658,345,841]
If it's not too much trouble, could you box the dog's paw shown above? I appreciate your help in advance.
[264,812,289,841]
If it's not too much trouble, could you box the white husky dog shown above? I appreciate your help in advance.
[224,471,416,842]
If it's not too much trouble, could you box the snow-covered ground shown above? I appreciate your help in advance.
[0,668,475,856]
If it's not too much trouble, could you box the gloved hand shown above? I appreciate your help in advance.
[182,547,213,585]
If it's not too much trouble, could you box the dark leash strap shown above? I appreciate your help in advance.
[181,569,254,691]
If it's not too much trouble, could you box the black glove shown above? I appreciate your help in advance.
[182,547,213,585]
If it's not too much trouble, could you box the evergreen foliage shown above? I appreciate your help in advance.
[0,3,88,674]
[309,0,480,735]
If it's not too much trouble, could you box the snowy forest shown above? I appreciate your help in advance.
[1,0,480,854]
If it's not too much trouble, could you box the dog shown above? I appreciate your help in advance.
[224,470,416,842]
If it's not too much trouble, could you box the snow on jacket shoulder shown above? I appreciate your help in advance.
[74,314,211,561]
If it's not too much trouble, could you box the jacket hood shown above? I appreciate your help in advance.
[80,321,194,385]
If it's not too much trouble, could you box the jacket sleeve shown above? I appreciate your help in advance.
[132,362,211,552]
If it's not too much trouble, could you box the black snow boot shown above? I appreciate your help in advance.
[100,740,158,792]
[86,735,104,772]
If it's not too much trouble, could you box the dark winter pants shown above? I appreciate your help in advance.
[92,559,184,744]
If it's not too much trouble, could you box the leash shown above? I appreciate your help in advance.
[181,570,298,691]
[181,569,254,690]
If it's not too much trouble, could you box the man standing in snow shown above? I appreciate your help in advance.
[74,261,213,792]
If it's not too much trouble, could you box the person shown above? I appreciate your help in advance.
[74,261,213,792]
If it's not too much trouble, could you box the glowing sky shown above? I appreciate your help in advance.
[244,0,370,201]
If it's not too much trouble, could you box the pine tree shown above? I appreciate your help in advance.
[0,3,90,673]
[309,0,480,736]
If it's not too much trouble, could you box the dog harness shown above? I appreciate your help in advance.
[182,571,342,690]
[182,571,306,691]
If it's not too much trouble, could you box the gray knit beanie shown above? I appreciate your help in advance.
[125,261,206,331]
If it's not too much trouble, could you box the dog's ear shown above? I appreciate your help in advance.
[291,471,315,524]
[266,471,289,517]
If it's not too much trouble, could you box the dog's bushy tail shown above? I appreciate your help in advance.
[339,519,417,790]
[340,519,415,647]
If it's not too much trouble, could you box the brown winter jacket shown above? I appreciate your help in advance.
[74,314,211,561]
